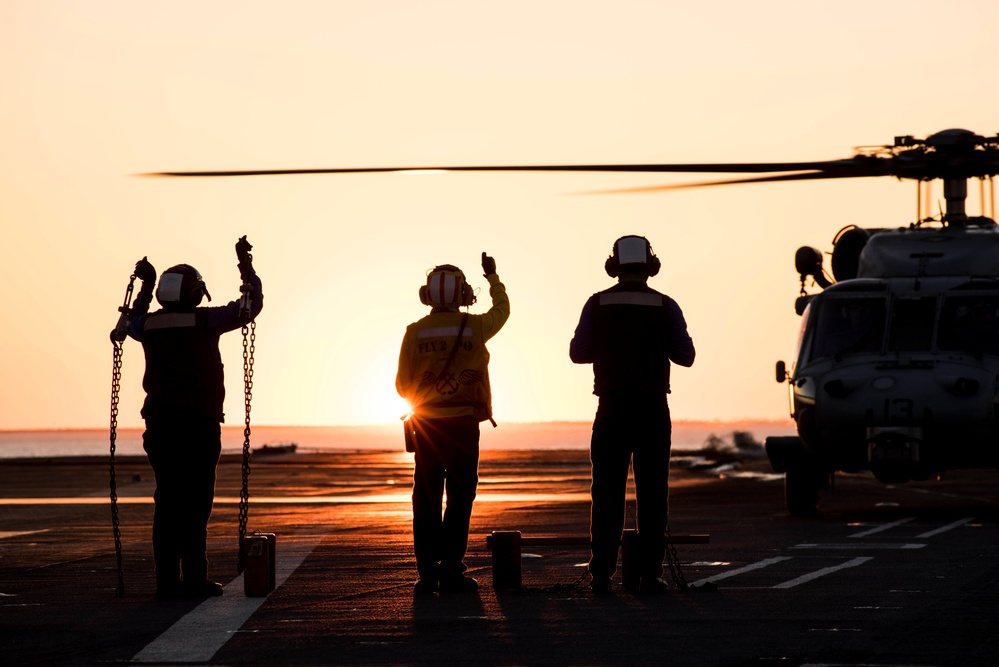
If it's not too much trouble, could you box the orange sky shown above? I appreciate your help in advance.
[2,1,998,429]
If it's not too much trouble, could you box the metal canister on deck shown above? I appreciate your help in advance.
[243,532,276,597]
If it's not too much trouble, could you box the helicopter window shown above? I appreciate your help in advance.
[793,301,812,369]
[809,296,886,360]
[886,297,936,352]
[938,295,999,356]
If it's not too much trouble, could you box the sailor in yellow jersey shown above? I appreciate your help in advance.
[396,252,509,594]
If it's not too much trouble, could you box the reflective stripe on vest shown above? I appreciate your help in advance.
[143,312,196,331]
[417,326,473,338]
[598,292,663,307]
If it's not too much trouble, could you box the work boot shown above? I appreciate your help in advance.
[438,575,478,593]
[638,576,670,594]
[182,580,224,599]
[413,578,439,594]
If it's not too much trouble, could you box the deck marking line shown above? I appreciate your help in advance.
[916,517,974,539]
[690,556,792,586]
[848,517,914,538]
[908,487,993,502]
[132,532,324,664]
[772,556,873,589]
[792,543,926,550]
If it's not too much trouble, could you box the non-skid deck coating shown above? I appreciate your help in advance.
[1,448,998,666]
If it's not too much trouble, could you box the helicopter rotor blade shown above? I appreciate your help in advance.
[139,159,868,178]
[139,128,999,183]
[578,170,866,195]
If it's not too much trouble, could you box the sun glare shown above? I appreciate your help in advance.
[352,365,413,425]
[394,397,414,422]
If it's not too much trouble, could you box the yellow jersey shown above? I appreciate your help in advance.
[396,274,509,421]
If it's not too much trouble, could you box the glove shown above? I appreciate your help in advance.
[236,235,253,263]
[134,256,156,283]
[481,252,496,277]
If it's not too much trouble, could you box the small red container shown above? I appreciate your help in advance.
[243,532,276,597]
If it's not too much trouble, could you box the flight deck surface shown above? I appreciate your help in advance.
[1,449,997,666]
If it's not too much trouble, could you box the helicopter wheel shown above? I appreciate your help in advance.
[784,463,821,517]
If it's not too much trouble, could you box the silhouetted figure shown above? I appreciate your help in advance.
[396,253,509,594]
[569,235,694,594]
[127,237,262,600]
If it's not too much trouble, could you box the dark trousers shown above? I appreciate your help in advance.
[588,395,672,580]
[411,416,480,582]
[143,416,222,587]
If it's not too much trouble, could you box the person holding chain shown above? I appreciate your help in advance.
[127,236,262,600]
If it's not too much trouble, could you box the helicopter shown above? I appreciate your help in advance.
[149,127,999,516]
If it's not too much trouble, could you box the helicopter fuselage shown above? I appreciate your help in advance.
[777,223,999,494]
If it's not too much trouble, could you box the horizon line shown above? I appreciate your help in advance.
[0,417,795,434]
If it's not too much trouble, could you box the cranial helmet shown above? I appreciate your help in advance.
[155,264,212,309]
[605,235,661,278]
[419,264,475,308]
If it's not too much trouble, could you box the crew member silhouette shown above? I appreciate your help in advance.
[396,253,509,593]
[570,235,694,594]
[127,236,262,599]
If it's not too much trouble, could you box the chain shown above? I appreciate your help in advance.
[663,524,689,591]
[108,273,135,597]
[625,462,690,592]
[236,318,255,573]
[109,339,126,596]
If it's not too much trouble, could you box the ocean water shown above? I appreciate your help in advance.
[0,420,796,459]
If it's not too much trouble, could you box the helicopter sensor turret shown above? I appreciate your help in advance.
[794,246,831,289]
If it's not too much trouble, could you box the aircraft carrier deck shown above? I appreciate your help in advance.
[1,448,997,666]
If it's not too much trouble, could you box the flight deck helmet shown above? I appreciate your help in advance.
[605,235,661,278]
[155,264,212,309]
[419,264,475,308]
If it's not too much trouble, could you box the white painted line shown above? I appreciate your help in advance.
[799,663,937,667]
[848,517,914,538]
[792,543,926,550]
[132,532,324,664]
[690,556,792,586]
[772,557,873,589]
[916,517,973,539]
[908,487,993,502]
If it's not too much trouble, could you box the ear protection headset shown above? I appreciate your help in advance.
[156,264,212,309]
[604,235,661,278]
[419,264,476,307]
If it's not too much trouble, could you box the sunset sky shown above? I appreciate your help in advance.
[2,1,998,430]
